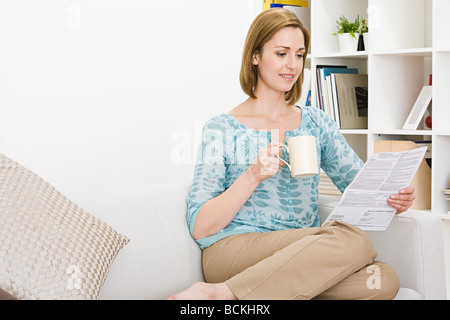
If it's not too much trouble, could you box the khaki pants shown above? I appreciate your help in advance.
[202,221,400,300]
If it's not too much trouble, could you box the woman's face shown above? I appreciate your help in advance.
[253,26,305,95]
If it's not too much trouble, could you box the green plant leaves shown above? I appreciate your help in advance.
[333,15,368,38]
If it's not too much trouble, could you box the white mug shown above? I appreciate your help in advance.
[275,136,319,178]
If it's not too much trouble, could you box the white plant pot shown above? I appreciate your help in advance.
[338,33,358,53]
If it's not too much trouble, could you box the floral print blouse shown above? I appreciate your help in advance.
[187,106,364,249]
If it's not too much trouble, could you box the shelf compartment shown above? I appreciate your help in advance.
[369,0,432,51]
[369,54,431,131]
[367,132,432,160]
[433,52,450,132]
[311,0,368,56]
[434,0,450,50]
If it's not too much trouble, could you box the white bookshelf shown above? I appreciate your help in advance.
[258,0,450,296]
[298,0,450,297]
[307,0,450,217]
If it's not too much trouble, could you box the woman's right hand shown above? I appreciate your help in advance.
[248,141,285,182]
[193,141,285,240]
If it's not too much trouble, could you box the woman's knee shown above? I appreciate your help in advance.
[313,261,400,300]
[323,221,377,264]
[367,261,400,300]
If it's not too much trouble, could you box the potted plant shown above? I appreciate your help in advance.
[333,15,368,53]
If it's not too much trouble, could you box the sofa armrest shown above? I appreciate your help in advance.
[318,195,447,300]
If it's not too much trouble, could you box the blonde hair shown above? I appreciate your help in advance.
[240,8,310,106]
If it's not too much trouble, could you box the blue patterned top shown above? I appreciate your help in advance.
[187,106,364,249]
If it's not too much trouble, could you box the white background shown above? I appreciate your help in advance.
[0,0,261,208]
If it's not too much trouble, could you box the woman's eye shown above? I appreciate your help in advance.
[277,52,287,57]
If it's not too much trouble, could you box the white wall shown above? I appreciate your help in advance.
[0,0,261,208]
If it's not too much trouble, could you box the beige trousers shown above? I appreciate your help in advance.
[202,221,400,300]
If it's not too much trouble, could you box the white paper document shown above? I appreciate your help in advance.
[323,147,427,231]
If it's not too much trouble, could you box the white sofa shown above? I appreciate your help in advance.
[95,182,447,300]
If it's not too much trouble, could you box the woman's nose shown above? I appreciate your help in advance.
[286,55,296,69]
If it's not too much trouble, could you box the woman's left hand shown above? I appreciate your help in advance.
[388,185,415,214]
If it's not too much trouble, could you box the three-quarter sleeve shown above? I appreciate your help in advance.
[186,118,228,238]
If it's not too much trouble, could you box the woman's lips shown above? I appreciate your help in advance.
[280,74,295,81]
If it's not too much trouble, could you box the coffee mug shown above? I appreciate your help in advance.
[275,136,319,178]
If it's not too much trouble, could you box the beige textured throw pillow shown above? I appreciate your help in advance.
[0,153,130,300]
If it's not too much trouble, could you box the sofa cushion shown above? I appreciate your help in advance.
[0,153,129,300]
[98,182,204,300]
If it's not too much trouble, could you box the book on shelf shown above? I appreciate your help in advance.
[414,140,432,167]
[334,73,368,129]
[298,68,311,107]
[330,74,339,127]
[315,64,347,114]
[263,0,309,10]
[305,90,311,106]
[314,65,367,129]
[322,67,358,128]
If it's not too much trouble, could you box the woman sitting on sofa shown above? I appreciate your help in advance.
[168,8,415,300]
